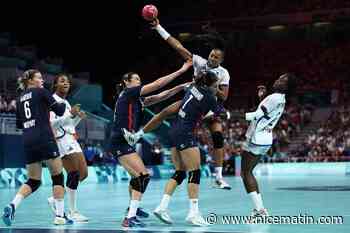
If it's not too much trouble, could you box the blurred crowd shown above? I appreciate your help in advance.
[290,104,350,162]
[0,94,16,114]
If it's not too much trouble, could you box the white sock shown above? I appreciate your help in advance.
[11,194,24,209]
[159,194,171,210]
[127,200,140,218]
[215,167,223,180]
[66,187,77,212]
[248,191,264,211]
[48,196,54,203]
[55,199,65,217]
[257,193,265,210]
[189,199,199,215]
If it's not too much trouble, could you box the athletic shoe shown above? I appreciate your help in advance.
[125,207,149,218]
[122,128,137,146]
[68,210,89,223]
[213,178,232,190]
[249,208,269,224]
[186,212,209,226]
[122,216,146,228]
[2,204,15,226]
[53,214,74,225]
[153,207,173,224]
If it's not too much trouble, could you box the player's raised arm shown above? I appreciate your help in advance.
[151,18,193,61]
[143,82,190,107]
[140,60,192,96]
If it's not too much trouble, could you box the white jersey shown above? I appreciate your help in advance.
[192,54,230,86]
[245,93,286,145]
[50,94,82,156]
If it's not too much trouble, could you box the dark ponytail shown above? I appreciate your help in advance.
[115,72,137,99]
[195,70,218,88]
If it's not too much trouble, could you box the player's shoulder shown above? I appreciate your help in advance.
[266,93,286,103]
[193,54,207,63]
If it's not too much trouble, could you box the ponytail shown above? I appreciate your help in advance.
[17,69,40,91]
[115,72,137,98]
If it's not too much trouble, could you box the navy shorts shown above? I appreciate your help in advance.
[110,140,136,158]
[169,129,198,151]
[24,141,60,164]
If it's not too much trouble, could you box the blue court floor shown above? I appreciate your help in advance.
[0,175,349,233]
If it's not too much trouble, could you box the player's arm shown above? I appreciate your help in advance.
[216,84,229,101]
[140,60,192,96]
[245,95,278,121]
[151,18,192,61]
[50,104,81,128]
[143,82,190,107]
[143,100,182,133]
[257,85,267,101]
[40,89,65,116]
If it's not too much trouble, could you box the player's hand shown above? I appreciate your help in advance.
[257,85,267,99]
[70,104,81,116]
[180,60,193,72]
[150,18,159,28]
[78,111,87,119]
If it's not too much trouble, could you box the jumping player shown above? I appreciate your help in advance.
[241,73,297,218]
[47,74,89,222]
[150,17,231,189]
[111,61,192,227]
[2,70,72,226]
[123,71,219,226]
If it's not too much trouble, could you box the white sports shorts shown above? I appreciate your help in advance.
[56,134,82,158]
[242,140,271,156]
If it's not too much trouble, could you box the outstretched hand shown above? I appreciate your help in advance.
[257,85,267,99]
[180,60,193,71]
[150,18,159,28]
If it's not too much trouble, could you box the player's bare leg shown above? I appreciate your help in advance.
[118,153,150,227]
[241,150,268,218]
[180,147,208,226]
[123,101,182,146]
[48,152,89,222]
[154,147,186,224]
[209,120,231,190]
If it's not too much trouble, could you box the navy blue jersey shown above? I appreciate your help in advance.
[175,84,217,132]
[16,88,65,147]
[112,86,143,139]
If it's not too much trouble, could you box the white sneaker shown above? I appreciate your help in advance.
[122,128,144,146]
[213,178,232,190]
[47,197,56,214]
[249,208,269,224]
[186,212,209,226]
[153,207,173,225]
[53,215,73,225]
[68,210,89,223]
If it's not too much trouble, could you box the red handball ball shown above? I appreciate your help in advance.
[142,5,158,21]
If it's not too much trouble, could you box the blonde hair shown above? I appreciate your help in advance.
[17,69,40,91]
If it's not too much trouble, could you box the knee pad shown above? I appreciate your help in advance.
[66,171,80,190]
[25,179,41,193]
[188,169,201,184]
[171,170,186,185]
[51,173,64,187]
[130,173,150,193]
[211,131,224,149]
